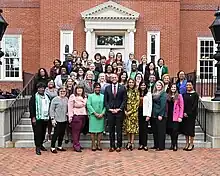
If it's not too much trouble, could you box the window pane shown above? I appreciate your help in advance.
[97,35,123,46]
[151,35,156,54]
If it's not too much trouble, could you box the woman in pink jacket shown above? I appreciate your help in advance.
[166,83,184,151]
[68,85,87,152]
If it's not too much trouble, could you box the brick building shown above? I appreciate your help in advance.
[0,0,219,91]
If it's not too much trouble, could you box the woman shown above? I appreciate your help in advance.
[105,64,113,83]
[87,83,106,151]
[181,81,199,151]
[156,58,168,80]
[124,78,140,151]
[76,67,85,82]
[50,59,61,79]
[115,52,123,65]
[135,72,143,89]
[54,66,70,89]
[65,78,75,98]
[112,62,118,74]
[151,80,167,151]
[79,70,95,95]
[45,79,58,141]
[138,81,152,151]
[144,62,159,83]
[98,73,109,94]
[118,71,128,85]
[33,68,49,93]
[138,55,147,75]
[68,86,87,152]
[81,50,89,66]
[88,63,99,82]
[176,70,187,95]
[166,83,184,151]
[50,87,68,153]
[106,50,115,65]
[94,53,102,73]
[162,74,171,93]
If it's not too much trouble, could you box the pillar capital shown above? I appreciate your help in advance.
[127,28,136,33]
[84,28,94,33]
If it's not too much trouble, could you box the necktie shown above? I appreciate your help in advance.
[114,85,117,97]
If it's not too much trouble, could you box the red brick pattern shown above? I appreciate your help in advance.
[0,148,220,175]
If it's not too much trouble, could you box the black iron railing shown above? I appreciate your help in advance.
[197,100,207,142]
[9,72,35,141]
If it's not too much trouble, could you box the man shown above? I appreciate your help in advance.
[129,60,138,79]
[104,73,127,152]
[63,54,74,75]
[29,82,50,155]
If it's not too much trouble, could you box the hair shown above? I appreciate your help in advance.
[129,52,134,58]
[147,62,156,71]
[101,56,106,60]
[74,85,85,98]
[57,86,67,96]
[98,73,106,83]
[65,77,74,84]
[176,70,186,83]
[127,78,136,90]
[36,68,49,79]
[162,74,170,84]
[36,82,46,89]
[132,60,137,65]
[47,79,55,87]
[81,50,89,59]
[118,71,128,84]
[116,52,122,62]
[76,67,85,78]
[53,59,61,65]
[157,58,165,66]
[186,80,194,88]
[135,72,143,82]
[94,53,102,60]
[141,55,147,62]
[167,83,179,101]
[93,82,101,89]
[85,70,94,80]
[138,81,148,97]
[152,80,165,95]
[105,64,113,74]
[108,50,115,58]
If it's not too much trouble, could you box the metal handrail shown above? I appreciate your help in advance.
[197,99,207,142]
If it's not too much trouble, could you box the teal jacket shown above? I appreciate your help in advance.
[152,91,167,118]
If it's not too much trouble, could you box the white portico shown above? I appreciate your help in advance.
[81,0,139,60]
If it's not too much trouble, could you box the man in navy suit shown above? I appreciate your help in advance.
[104,73,127,152]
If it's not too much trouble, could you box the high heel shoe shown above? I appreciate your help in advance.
[126,142,131,150]
[173,145,178,151]
[143,146,148,151]
[130,143,134,151]
[183,143,190,151]
[169,145,173,150]
[186,144,194,151]
[138,145,143,150]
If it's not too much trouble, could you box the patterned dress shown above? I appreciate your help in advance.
[124,88,140,134]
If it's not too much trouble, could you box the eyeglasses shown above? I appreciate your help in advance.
[60,91,66,93]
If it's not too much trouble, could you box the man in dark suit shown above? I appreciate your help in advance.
[62,54,74,75]
[104,73,127,152]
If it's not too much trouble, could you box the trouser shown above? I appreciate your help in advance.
[108,112,123,148]
[32,119,48,148]
[51,121,67,148]
[71,115,86,150]
[151,117,166,150]
[138,108,148,146]
[170,122,179,146]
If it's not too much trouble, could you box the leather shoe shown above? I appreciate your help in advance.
[150,146,157,149]
[36,148,41,155]
[40,146,47,151]
[57,147,66,152]
[109,148,115,152]
[116,148,121,152]
[50,149,57,154]
[156,148,164,151]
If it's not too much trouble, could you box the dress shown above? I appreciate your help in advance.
[124,89,140,134]
[87,93,106,133]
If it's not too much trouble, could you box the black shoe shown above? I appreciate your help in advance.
[75,148,82,152]
[36,148,41,155]
[143,146,148,151]
[150,146,157,149]
[173,145,178,151]
[138,146,143,150]
[40,146,47,151]
[96,146,103,151]
[80,146,84,150]
[156,148,164,151]
[65,140,69,144]
[186,144,194,151]
[126,142,131,150]
[130,143,134,151]
[109,148,115,152]
[57,147,66,151]
[183,144,190,151]
[50,149,57,154]
[116,147,121,152]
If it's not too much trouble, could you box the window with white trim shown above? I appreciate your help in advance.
[147,31,160,64]
[0,35,22,81]
[197,37,217,79]
[60,30,73,62]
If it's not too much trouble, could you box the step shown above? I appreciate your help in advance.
[22,112,30,118]
[13,140,211,148]
[12,131,205,141]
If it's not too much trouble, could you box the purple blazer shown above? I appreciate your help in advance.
[166,94,184,122]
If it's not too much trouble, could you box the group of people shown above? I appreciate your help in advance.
[29,49,199,155]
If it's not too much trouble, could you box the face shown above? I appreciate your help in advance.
[71,73,77,80]
[107,66,112,73]
[121,73,127,80]
[136,74,142,82]
[156,82,163,91]
[131,63,137,71]
[37,87,45,95]
[140,83,147,90]
[89,64,95,71]
[86,73,93,80]
[82,52,88,58]
[142,56,147,63]
[99,74,105,82]
[61,68,67,75]
[72,50,78,57]
[186,82,193,92]
[128,79,135,89]
[67,56,72,61]
[59,88,67,97]
[54,60,60,67]
[129,53,134,60]
[67,79,74,86]
[149,63,154,70]
[158,59,164,66]
[111,74,118,84]
[76,88,83,96]
[116,54,122,61]
[94,85,101,94]
[179,71,185,80]
[117,68,122,75]
[101,58,106,64]
[149,75,156,83]
[76,58,81,64]
[109,51,114,58]
[171,84,177,93]
[112,63,117,69]
[87,59,93,65]
[78,69,84,76]
[95,55,101,61]
[163,76,170,84]
[48,80,54,88]
[39,69,45,77]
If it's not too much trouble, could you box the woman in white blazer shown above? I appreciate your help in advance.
[138,81,152,151]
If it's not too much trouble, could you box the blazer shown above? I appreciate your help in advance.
[143,92,153,117]
[104,84,127,113]
[137,63,147,74]
[166,94,184,122]
[152,91,167,118]
[63,60,74,74]
[50,66,60,79]
[156,66,168,79]
[78,80,95,95]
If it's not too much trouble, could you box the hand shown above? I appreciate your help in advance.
[178,118,182,122]
[158,116,162,121]
[98,113,104,118]
[125,111,128,116]
[115,109,121,113]
[69,117,72,124]
[146,116,150,121]
[184,113,188,117]
[94,112,100,118]
[52,119,57,127]
[31,117,36,125]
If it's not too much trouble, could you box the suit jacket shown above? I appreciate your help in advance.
[152,91,167,118]
[137,63,147,74]
[63,60,74,74]
[104,84,127,114]
[156,66,168,79]
[79,80,95,95]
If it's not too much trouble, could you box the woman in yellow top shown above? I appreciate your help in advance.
[124,78,140,151]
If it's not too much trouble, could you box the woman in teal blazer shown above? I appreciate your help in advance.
[157,58,168,80]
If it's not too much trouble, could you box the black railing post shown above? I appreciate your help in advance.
[204,109,207,142]
[9,107,13,141]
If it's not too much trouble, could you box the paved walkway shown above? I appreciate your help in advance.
[0,148,220,176]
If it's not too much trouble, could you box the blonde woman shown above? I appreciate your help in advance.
[138,55,147,75]
[162,74,171,93]
[79,70,95,95]
[151,80,167,151]
[98,73,110,94]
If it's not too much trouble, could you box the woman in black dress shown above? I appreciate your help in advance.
[182,80,199,151]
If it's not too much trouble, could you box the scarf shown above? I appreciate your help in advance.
[35,93,50,120]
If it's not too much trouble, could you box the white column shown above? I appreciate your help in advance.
[127,29,136,54]
[84,28,93,56]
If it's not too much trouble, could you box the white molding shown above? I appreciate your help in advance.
[147,31,160,64]
[60,30,73,62]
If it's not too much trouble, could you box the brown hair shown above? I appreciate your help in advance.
[167,83,179,101]
[127,78,136,90]
[74,85,85,98]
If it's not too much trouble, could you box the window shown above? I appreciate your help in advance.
[60,30,73,62]
[147,31,160,64]
[0,35,22,81]
[197,37,217,79]
[97,35,123,46]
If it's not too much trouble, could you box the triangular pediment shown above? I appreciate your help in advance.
[81,1,139,20]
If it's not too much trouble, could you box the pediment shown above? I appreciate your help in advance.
[81,1,139,20]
